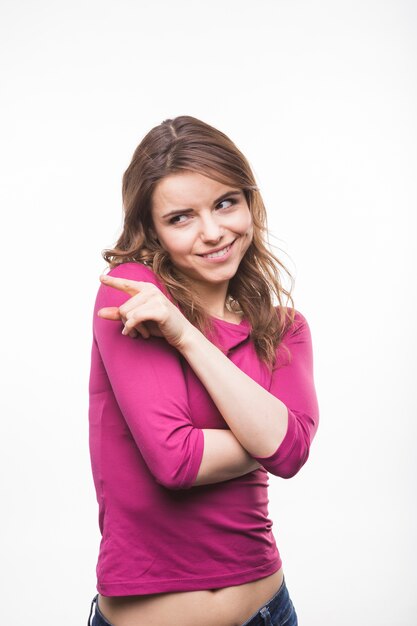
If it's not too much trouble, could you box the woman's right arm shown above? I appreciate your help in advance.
[195,429,261,486]
[91,262,260,490]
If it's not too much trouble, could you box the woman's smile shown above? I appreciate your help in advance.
[197,239,236,261]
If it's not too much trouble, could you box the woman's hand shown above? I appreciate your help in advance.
[97,274,193,349]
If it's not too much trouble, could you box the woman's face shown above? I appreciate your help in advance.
[150,170,253,290]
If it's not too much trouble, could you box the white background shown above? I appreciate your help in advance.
[1,1,416,625]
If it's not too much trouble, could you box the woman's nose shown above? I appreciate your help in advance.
[200,214,223,242]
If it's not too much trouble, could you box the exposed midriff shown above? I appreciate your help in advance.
[98,567,284,626]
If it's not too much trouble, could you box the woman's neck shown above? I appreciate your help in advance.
[190,280,230,319]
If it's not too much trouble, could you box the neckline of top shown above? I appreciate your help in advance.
[210,315,249,328]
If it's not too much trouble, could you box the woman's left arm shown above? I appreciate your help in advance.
[177,310,319,478]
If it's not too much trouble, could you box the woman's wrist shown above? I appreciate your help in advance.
[176,321,202,354]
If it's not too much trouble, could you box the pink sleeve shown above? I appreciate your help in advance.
[252,310,320,478]
[92,262,204,490]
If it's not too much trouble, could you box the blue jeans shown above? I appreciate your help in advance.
[87,576,298,625]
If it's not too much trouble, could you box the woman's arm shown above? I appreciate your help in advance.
[195,429,262,486]
[178,325,289,458]
[179,311,319,480]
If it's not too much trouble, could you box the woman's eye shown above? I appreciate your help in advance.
[169,214,189,224]
[217,198,236,210]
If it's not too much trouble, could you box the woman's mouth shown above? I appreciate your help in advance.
[198,239,236,261]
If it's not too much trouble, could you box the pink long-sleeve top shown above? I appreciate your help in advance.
[88,261,319,596]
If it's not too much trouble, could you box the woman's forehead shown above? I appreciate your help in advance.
[152,171,240,212]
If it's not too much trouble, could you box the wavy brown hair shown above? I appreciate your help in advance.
[102,115,295,369]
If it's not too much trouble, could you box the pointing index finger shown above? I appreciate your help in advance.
[99,274,143,296]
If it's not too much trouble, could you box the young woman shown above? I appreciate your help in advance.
[87,115,319,626]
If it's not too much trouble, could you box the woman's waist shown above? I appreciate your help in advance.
[96,469,271,522]
[96,567,284,626]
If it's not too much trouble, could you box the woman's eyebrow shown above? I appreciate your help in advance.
[161,190,242,219]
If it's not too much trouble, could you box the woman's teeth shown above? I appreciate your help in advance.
[202,243,233,259]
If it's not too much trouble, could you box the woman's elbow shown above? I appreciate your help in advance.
[275,448,310,479]
[261,435,313,479]
[153,463,198,490]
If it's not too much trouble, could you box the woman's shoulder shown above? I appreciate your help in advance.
[272,307,314,368]
[275,306,310,339]
[105,261,169,294]
[94,262,172,310]
[106,261,157,280]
